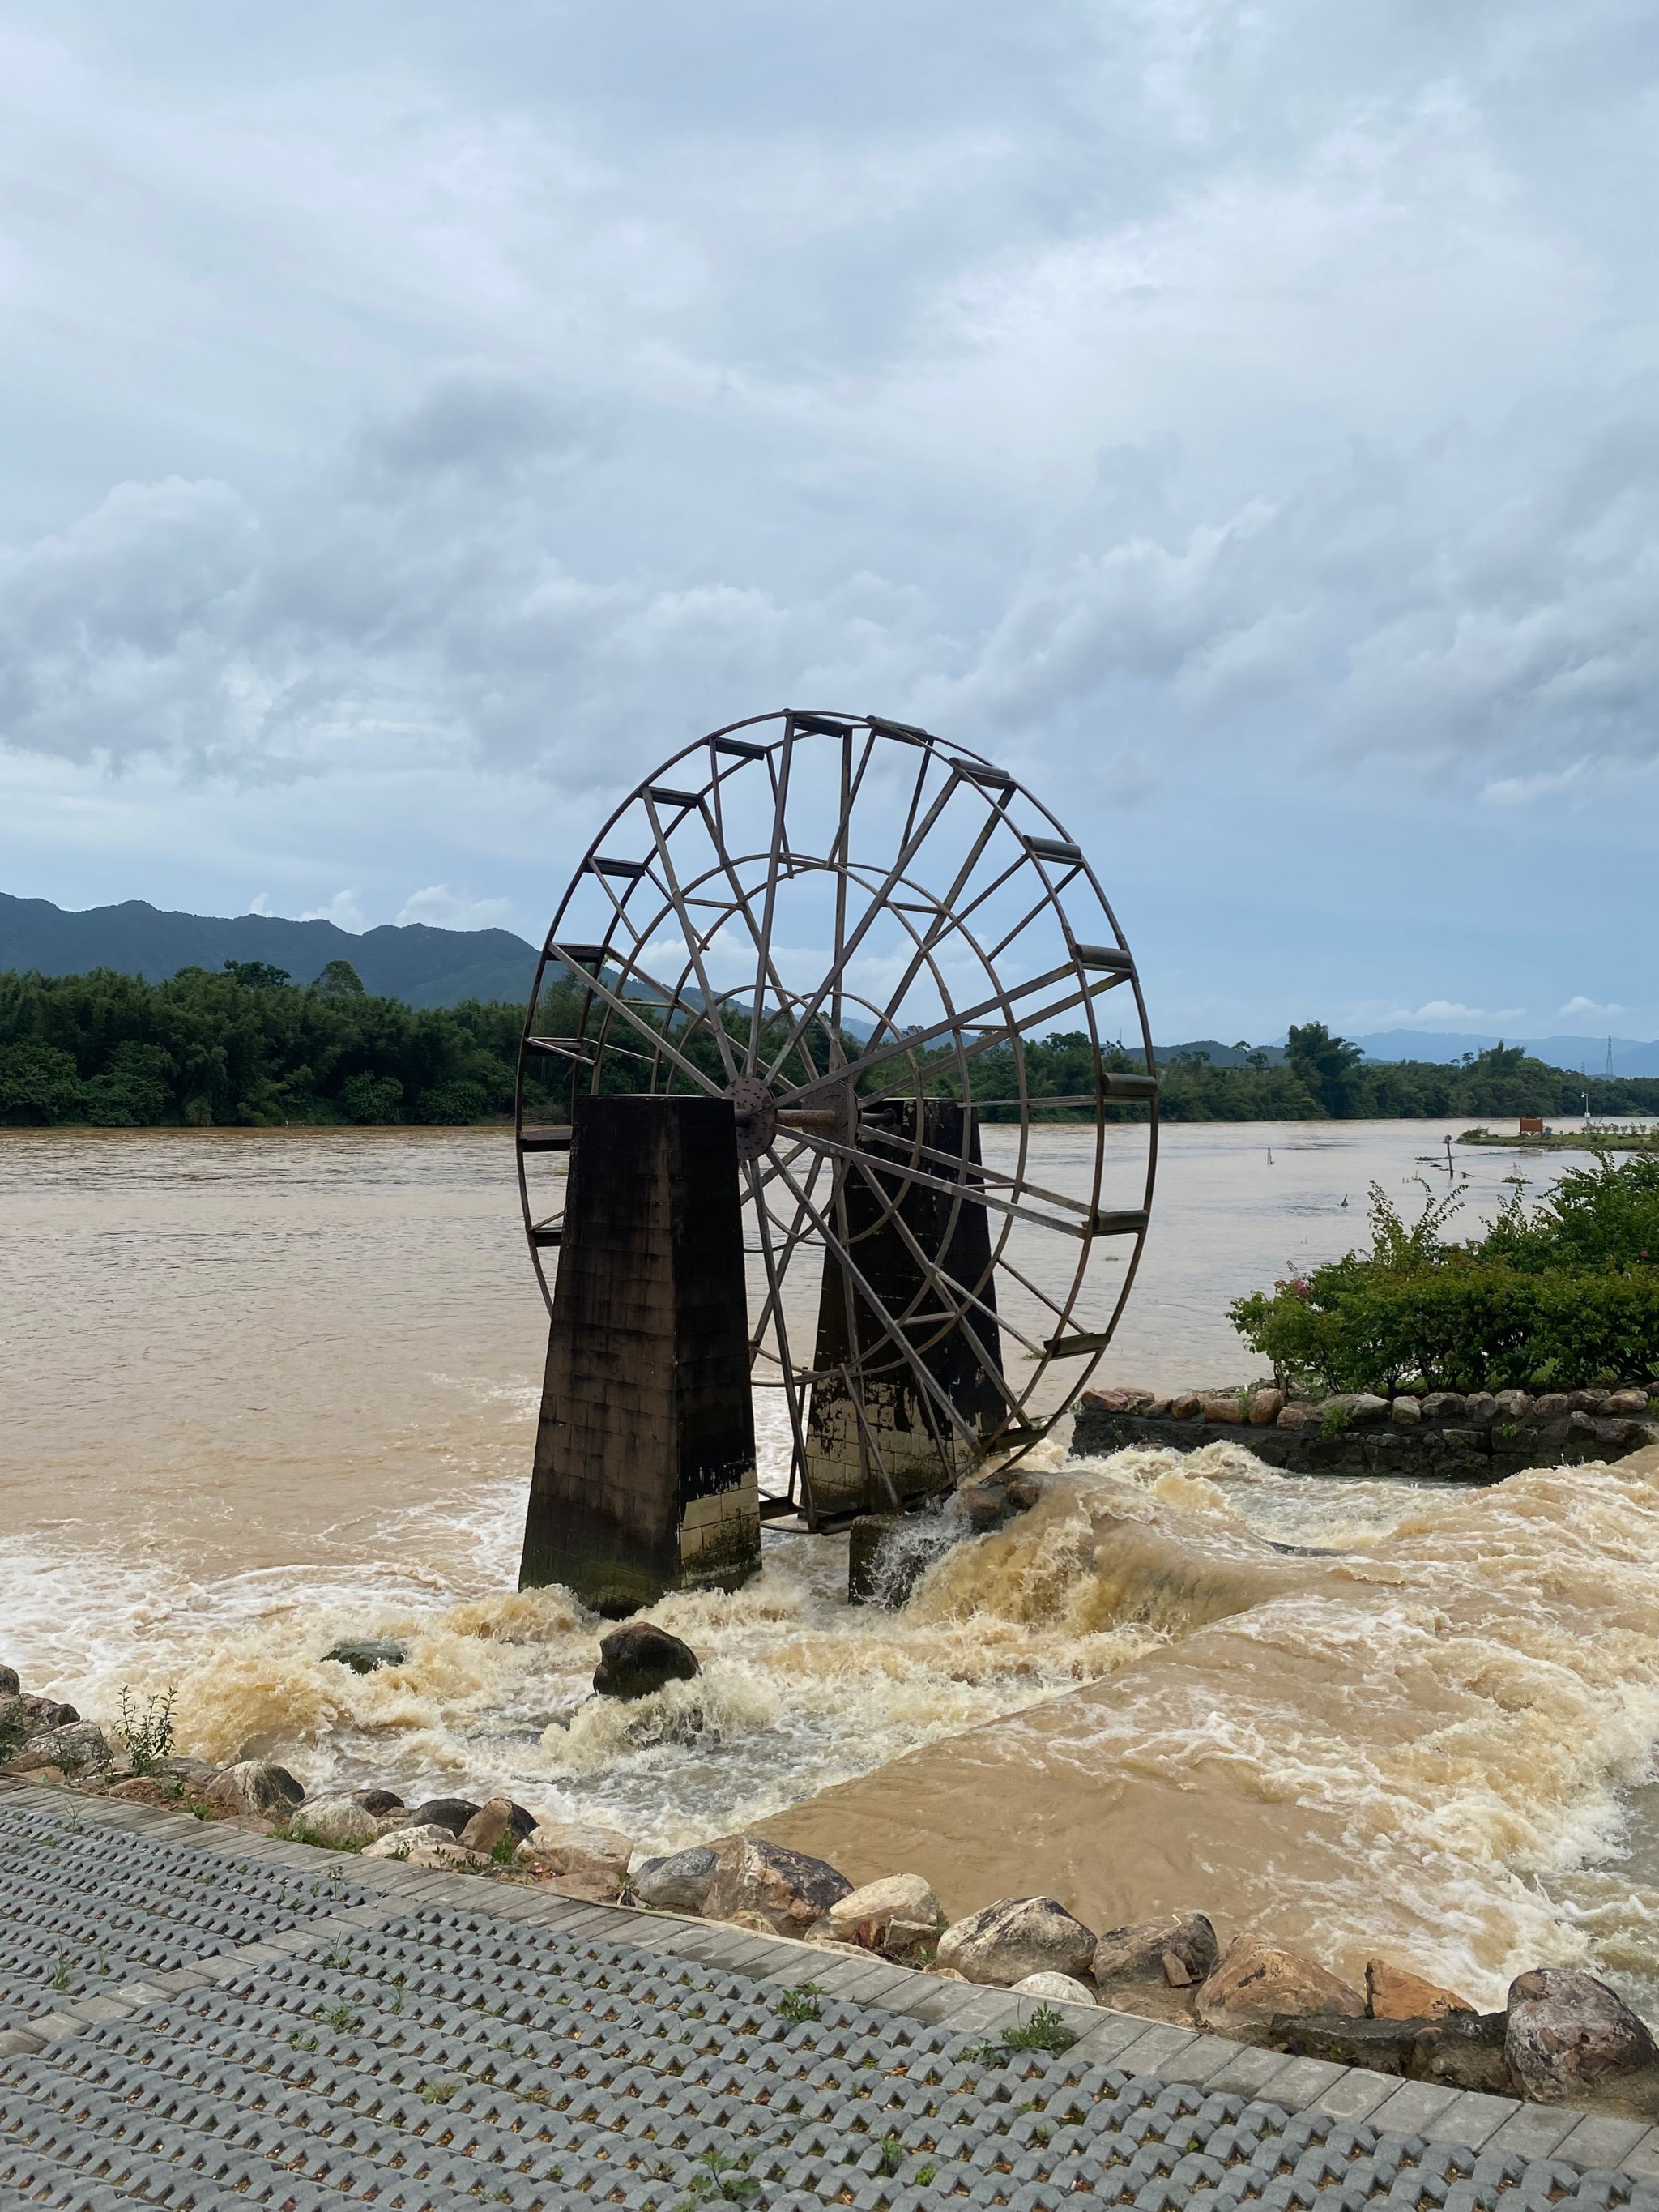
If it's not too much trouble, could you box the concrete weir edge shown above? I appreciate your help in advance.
[4,1775,1659,2189]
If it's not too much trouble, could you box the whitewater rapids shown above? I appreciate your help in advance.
[21,1435,1659,2020]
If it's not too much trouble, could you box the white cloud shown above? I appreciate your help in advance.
[298,890,369,933]
[1558,995,1628,1018]
[396,885,511,930]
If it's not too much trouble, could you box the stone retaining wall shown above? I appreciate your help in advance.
[1073,1386,1659,1481]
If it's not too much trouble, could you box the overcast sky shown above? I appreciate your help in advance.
[2,1,1657,1041]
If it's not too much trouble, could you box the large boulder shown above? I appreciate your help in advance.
[364,1822,484,1868]
[350,1787,404,1816]
[6,1693,79,1734]
[409,1796,481,1838]
[20,1721,109,1772]
[290,1796,380,1848]
[1093,1912,1219,1993]
[808,1873,942,1957]
[0,1666,18,1697]
[1196,1937,1363,2035]
[592,1623,700,1701]
[204,1760,305,1816]
[156,1756,220,1793]
[458,1796,524,1854]
[1505,1968,1657,2101]
[701,1836,853,1938]
[936,1896,1096,1987]
[516,1819,633,1898]
[322,1638,407,1675]
[632,1845,720,1914]
[1013,1972,1096,2006]
[1366,1958,1474,2020]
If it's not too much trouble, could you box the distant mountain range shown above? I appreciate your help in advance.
[1152,1038,1288,1067]
[0,893,540,1010]
[1149,1031,1659,1075]
[5,897,1653,1069]
[1350,1029,1659,1078]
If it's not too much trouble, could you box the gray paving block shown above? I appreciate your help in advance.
[692,1934,792,1976]
[1614,2127,1659,2180]
[1114,2021,1199,2076]
[1365,2077,1462,2138]
[629,1921,723,1958]
[1258,2053,1350,2110]
[0,2030,45,2057]
[53,1994,137,2026]
[187,1956,247,1984]
[940,1989,1025,2034]
[870,1979,983,2026]
[1154,2035,1247,2087]
[113,1979,173,2007]
[1482,2101,1585,2163]
[1201,2043,1303,2101]
[1554,2114,1654,2171]
[1311,2066,1404,2123]
[1422,2088,1522,2150]
[1065,2009,1173,2067]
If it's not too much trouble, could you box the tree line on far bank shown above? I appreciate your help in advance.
[2,967,1657,1129]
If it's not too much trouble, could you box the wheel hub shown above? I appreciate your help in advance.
[727,1074,778,1161]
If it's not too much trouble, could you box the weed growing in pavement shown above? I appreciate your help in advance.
[773,1983,822,2025]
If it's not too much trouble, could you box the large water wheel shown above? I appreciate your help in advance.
[515,709,1158,1606]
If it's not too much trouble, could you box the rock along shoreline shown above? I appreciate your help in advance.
[1073,1381,1659,1480]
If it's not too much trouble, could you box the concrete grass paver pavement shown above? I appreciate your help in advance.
[3,1782,1659,2210]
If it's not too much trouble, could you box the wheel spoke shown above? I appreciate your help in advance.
[548,942,724,1096]
[764,1151,978,1447]
[845,1151,1045,1377]
[855,1122,1107,1223]
[761,749,972,1091]
[640,796,742,1086]
[781,961,1128,1105]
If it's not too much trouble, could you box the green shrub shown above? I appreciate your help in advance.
[116,1685,177,1776]
[1230,1169,1659,1394]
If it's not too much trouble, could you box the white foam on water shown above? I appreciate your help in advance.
[11,1422,1659,2018]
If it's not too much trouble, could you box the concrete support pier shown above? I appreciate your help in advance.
[520,1092,760,1612]
[805,1100,1008,1519]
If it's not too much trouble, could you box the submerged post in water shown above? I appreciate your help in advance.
[518,1093,761,1614]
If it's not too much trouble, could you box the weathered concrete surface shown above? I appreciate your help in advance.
[521,1094,760,1612]
[5,1779,1659,2208]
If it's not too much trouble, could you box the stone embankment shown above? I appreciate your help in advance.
[10,1614,1659,2123]
[1073,1383,1659,1480]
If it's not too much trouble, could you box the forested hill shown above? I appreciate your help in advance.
[0,892,539,1009]
[2,970,1658,1130]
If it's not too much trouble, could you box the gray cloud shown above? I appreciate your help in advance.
[0,0,1655,1034]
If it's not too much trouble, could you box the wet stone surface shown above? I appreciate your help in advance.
[3,1793,1659,2210]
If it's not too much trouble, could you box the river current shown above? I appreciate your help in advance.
[3,1121,1656,2017]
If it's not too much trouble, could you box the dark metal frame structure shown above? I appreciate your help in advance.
[515,709,1158,1530]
